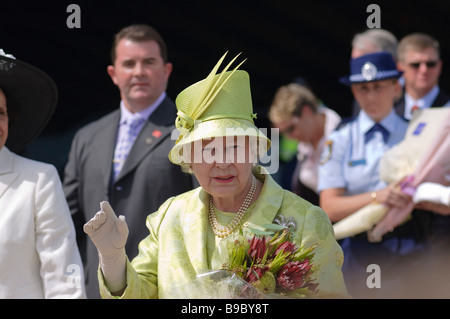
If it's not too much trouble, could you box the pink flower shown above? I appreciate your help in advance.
[248,236,268,263]
[273,240,298,257]
[223,230,318,297]
[244,265,269,284]
[276,260,313,291]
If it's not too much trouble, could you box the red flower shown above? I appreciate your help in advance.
[273,240,298,257]
[244,265,269,284]
[223,230,318,297]
[248,236,268,263]
[276,260,313,291]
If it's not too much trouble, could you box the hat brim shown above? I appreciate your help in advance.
[169,118,271,165]
[339,71,403,86]
[0,55,57,153]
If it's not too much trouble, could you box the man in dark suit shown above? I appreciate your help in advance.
[63,24,195,298]
[395,32,450,119]
[395,32,450,268]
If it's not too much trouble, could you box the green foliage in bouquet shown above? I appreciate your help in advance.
[221,224,318,298]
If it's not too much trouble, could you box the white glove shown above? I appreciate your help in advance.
[413,183,450,207]
[84,201,128,292]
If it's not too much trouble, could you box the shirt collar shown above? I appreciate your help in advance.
[359,109,398,135]
[119,92,166,125]
[405,85,439,109]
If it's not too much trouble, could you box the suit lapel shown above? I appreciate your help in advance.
[115,121,172,181]
[0,147,20,199]
[396,89,450,119]
[245,169,284,229]
[95,111,120,189]
[114,97,177,183]
[394,89,406,119]
[432,90,450,107]
[182,189,209,270]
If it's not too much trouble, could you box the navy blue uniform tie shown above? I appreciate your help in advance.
[365,123,390,143]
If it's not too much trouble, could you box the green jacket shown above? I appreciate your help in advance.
[99,166,348,298]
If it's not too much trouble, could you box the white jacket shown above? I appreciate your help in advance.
[0,147,86,298]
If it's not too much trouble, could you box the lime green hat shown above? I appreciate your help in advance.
[169,52,271,165]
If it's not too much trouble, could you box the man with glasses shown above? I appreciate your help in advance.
[396,33,450,295]
[396,33,450,120]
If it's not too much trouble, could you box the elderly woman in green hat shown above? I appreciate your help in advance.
[84,53,348,299]
[0,50,86,298]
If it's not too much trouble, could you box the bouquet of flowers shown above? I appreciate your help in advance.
[333,108,450,241]
[219,224,318,298]
[369,107,450,241]
[168,224,318,299]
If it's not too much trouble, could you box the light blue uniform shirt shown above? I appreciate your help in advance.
[318,109,408,196]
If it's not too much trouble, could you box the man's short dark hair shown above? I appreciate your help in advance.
[110,24,168,64]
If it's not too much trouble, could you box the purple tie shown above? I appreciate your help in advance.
[113,115,145,181]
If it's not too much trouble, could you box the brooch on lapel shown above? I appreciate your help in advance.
[273,214,297,233]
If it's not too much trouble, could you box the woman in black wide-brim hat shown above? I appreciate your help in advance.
[0,49,86,298]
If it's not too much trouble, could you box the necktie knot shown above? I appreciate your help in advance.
[127,115,145,131]
[365,123,390,144]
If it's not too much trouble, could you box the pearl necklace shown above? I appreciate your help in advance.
[208,175,257,238]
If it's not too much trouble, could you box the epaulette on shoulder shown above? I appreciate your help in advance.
[334,116,357,131]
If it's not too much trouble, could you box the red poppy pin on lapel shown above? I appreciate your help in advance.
[152,130,162,138]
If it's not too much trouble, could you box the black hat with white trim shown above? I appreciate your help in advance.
[0,49,57,153]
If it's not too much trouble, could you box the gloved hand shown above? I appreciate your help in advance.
[413,183,450,207]
[84,201,128,292]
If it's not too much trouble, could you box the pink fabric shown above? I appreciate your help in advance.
[369,110,450,242]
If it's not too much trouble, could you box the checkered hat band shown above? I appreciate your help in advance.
[349,70,399,82]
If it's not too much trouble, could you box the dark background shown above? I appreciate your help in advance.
[2,0,449,174]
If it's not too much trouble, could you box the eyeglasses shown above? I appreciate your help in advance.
[408,61,439,69]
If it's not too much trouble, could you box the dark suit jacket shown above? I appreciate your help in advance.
[394,88,450,245]
[351,88,450,119]
[394,88,450,118]
[63,97,196,298]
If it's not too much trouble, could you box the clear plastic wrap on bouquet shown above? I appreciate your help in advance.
[168,228,318,299]
[168,270,267,299]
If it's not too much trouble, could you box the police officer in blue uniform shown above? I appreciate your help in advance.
[318,52,432,298]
